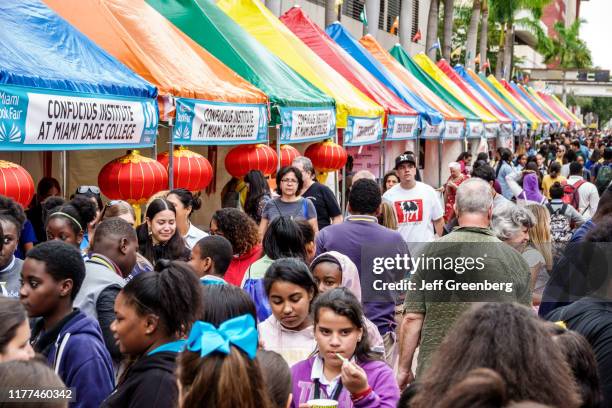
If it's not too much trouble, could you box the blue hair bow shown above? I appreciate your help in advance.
[186,314,258,360]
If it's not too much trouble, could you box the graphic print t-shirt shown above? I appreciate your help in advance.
[383,182,444,245]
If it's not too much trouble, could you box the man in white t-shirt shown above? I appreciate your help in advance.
[567,161,599,219]
[383,152,444,250]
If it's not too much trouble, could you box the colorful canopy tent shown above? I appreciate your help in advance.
[280,7,419,141]
[454,65,528,135]
[484,75,542,133]
[145,0,336,144]
[516,84,565,131]
[218,0,384,146]
[325,26,453,140]
[388,45,485,139]
[437,61,512,138]
[500,80,553,134]
[471,72,533,135]
[414,54,499,139]
[549,93,582,127]
[45,0,270,146]
[0,0,158,151]
[538,91,581,128]
[520,85,568,129]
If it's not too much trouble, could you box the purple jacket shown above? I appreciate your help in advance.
[290,356,399,408]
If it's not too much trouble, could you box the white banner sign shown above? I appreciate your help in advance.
[466,121,484,138]
[443,121,464,140]
[484,123,499,139]
[190,103,263,142]
[280,107,335,142]
[421,121,445,138]
[24,93,153,146]
[344,116,383,146]
[386,115,418,140]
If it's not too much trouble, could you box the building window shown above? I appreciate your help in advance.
[412,0,420,39]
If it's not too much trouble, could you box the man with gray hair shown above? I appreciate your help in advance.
[292,156,342,230]
[397,178,531,389]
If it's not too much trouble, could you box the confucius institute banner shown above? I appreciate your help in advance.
[0,84,158,150]
[173,97,268,145]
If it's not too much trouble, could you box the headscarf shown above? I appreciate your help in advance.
[310,251,361,301]
[521,173,545,204]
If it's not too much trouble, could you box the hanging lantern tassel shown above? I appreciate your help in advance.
[132,203,143,227]
[316,171,329,184]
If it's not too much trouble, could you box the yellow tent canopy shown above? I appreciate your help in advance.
[218,0,384,129]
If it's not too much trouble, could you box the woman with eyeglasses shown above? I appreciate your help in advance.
[258,166,318,238]
[135,199,190,264]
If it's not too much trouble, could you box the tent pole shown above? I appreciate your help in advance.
[62,150,67,198]
[334,128,340,205]
[341,143,346,211]
[276,125,281,171]
[153,129,158,159]
[168,118,174,190]
[438,138,443,188]
[380,134,385,180]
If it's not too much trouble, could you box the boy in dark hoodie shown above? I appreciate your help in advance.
[20,240,114,407]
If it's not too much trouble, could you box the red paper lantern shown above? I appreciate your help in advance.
[225,144,278,178]
[98,150,168,205]
[157,146,213,192]
[279,144,301,168]
[0,160,34,208]
[304,140,347,172]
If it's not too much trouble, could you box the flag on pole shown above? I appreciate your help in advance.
[391,16,399,35]
[412,29,421,42]
[360,6,367,26]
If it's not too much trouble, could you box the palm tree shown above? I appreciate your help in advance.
[426,0,440,59]
[442,0,455,60]
[478,0,489,73]
[465,0,481,70]
[543,20,592,69]
[489,0,551,80]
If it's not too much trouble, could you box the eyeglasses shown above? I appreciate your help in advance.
[281,178,298,184]
[76,185,100,195]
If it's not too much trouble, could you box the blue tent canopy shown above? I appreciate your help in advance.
[453,65,521,130]
[325,23,442,128]
[0,0,158,150]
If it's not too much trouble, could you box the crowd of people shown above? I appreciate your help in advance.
[0,129,611,407]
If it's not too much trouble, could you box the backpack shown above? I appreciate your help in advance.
[595,164,612,195]
[546,203,572,243]
[562,180,586,210]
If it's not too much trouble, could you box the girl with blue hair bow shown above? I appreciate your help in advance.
[177,313,274,408]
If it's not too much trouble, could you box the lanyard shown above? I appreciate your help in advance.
[147,340,186,356]
[314,379,343,401]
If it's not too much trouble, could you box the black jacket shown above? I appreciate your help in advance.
[101,351,178,408]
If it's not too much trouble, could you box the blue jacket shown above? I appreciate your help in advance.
[45,311,115,408]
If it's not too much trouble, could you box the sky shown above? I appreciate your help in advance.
[579,0,612,70]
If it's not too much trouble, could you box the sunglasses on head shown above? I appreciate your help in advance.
[76,185,100,195]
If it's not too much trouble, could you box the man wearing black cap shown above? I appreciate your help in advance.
[382,152,444,251]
